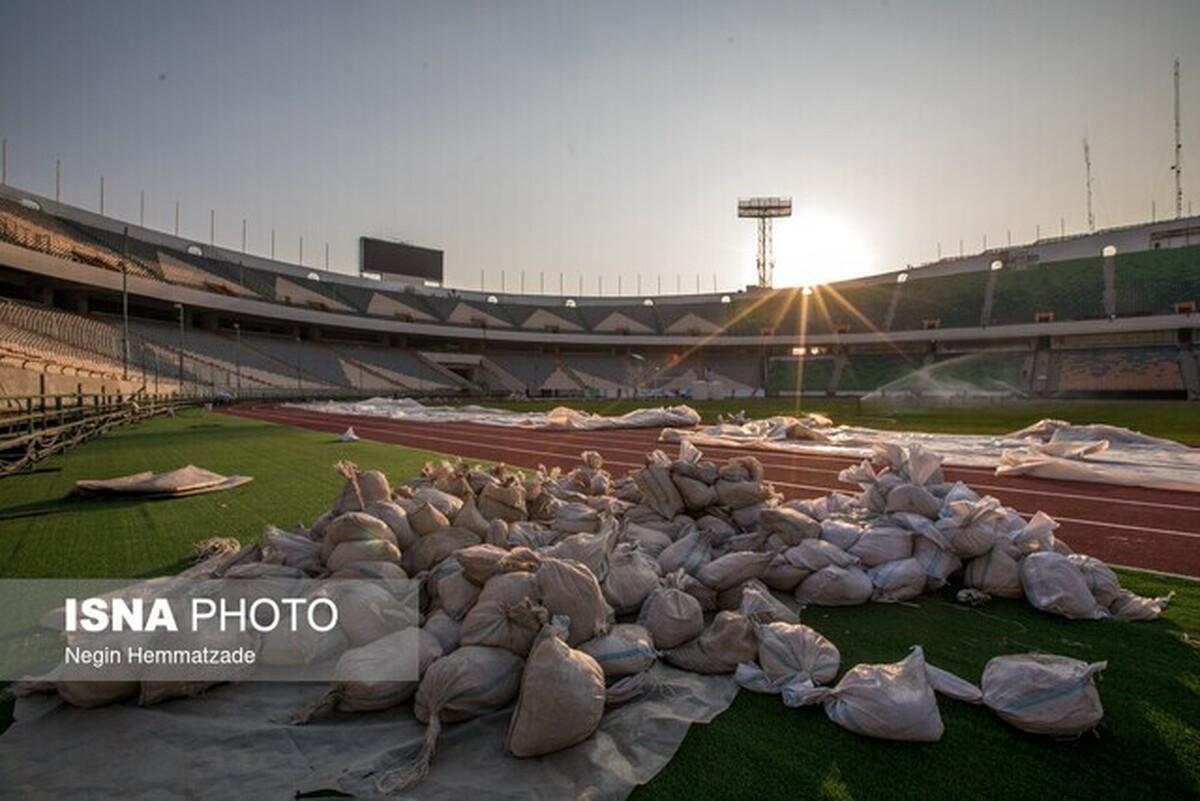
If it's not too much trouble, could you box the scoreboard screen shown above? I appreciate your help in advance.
[360,237,443,282]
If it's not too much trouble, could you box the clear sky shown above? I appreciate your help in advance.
[2,1,1198,293]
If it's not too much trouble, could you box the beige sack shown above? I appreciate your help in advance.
[634,465,685,519]
[695,551,775,593]
[663,611,756,674]
[327,539,401,572]
[760,507,821,545]
[478,482,528,523]
[823,647,944,742]
[321,511,397,564]
[456,544,512,585]
[537,558,610,647]
[291,628,443,722]
[848,525,913,567]
[671,473,718,511]
[365,501,418,551]
[657,528,715,575]
[868,558,928,602]
[578,624,658,678]
[756,620,841,687]
[962,544,1023,599]
[795,565,873,607]
[638,585,704,649]
[981,653,1106,736]
[378,645,525,793]
[506,622,606,758]
[453,495,491,538]
[1019,552,1109,620]
[602,542,662,615]
[403,527,482,575]
[409,502,451,537]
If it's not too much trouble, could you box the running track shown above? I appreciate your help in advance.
[224,405,1200,580]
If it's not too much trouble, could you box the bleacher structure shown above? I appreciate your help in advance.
[1,180,1199,401]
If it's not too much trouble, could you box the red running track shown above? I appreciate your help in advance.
[224,405,1200,580]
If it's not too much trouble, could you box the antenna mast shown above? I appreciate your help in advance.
[1084,133,1095,233]
[1174,58,1183,219]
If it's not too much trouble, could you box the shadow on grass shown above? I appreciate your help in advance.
[0,494,199,520]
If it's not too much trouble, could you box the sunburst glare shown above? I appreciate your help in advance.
[773,214,874,289]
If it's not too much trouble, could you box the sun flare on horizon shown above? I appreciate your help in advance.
[772,214,874,289]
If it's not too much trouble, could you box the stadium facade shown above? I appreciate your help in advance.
[1,182,1198,401]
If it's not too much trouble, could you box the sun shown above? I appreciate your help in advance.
[772,213,874,289]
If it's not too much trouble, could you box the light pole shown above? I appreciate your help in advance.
[294,334,302,396]
[629,352,646,398]
[233,322,242,397]
[121,227,130,380]
[174,303,185,396]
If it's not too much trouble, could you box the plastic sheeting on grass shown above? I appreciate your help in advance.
[285,397,702,430]
[71,466,254,498]
[660,416,1200,493]
[1,664,735,800]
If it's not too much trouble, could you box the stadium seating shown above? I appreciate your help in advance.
[557,352,632,394]
[483,352,563,394]
[0,198,156,281]
[55,220,165,282]
[988,257,1106,325]
[655,301,728,335]
[891,270,990,330]
[1113,246,1200,317]
[837,352,923,392]
[725,291,800,336]
[574,303,661,334]
[810,282,896,335]
[766,358,836,394]
[120,317,315,389]
[3,187,1198,401]
[1057,347,1184,392]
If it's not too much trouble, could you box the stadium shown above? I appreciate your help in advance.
[1,3,1199,800]
[3,181,1199,404]
[2,175,1198,798]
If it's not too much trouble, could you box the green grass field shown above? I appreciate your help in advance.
[0,408,1197,799]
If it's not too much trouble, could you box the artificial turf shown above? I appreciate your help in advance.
[635,568,1199,800]
[0,407,1196,799]
[0,410,443,577]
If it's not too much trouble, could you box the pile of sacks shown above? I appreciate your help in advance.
[17,442,1165,788]
[737,644,1108,743]
[820,443,1170,621]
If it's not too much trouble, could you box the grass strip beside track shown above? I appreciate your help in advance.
[0,409,1196,799]
[0,409,441,578]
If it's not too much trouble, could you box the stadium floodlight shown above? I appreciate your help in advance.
[738,197,792,288]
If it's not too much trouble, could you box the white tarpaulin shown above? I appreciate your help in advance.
[660,416,1200,493]
[71,466,254,498]
[285,398,702,430]
[1,664,736,799]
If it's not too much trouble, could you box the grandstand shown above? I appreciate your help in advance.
[1,181,1199,402]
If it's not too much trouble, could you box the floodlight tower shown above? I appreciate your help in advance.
[1174,58,1183,219]
[738,197,792,288]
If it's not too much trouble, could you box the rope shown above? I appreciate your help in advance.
[376,711,442,793]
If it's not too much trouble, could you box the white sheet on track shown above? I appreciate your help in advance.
[659,416,1200,493]
[284,397,701,430]
[0,664,736,800]
[283,400,1199,492]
